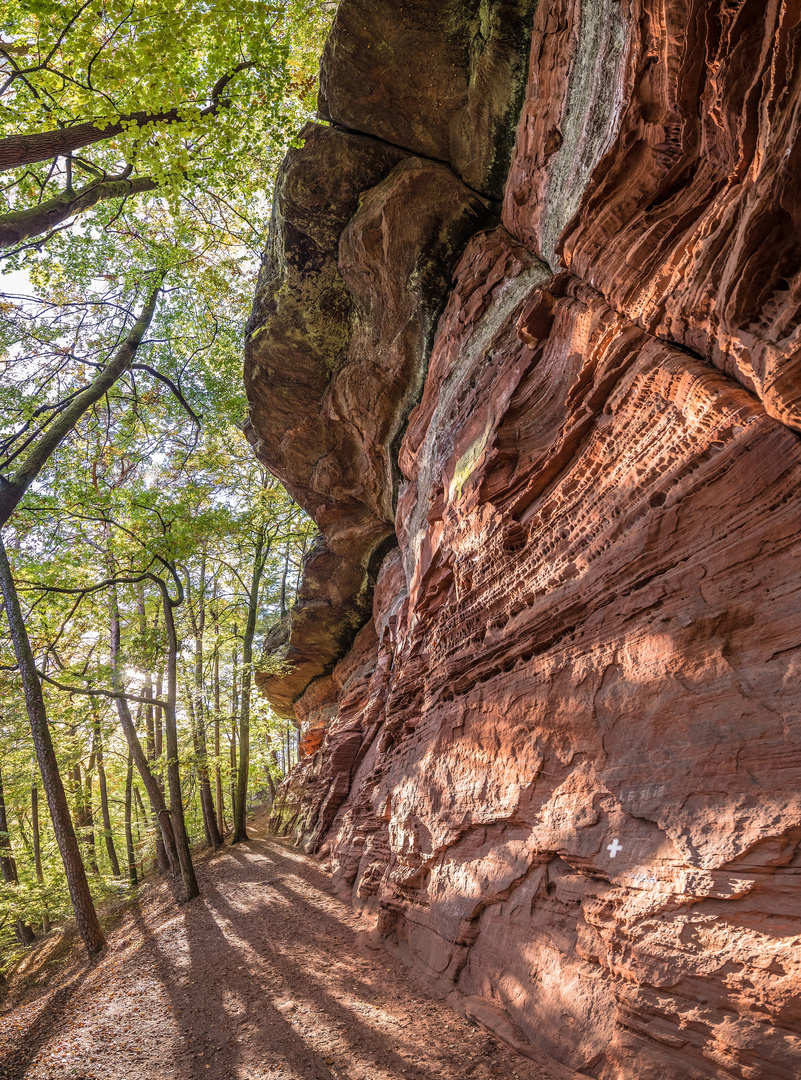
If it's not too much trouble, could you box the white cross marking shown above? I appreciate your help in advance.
[607,838,622,858]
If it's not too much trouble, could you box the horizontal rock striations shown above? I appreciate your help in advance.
[246,1,801,1077]
[505,0,801,430]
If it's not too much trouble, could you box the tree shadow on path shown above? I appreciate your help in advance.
[131,834,461,1080]
[0,974,87,1079]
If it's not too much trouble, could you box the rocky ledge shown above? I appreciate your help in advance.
[245,2,801,1077]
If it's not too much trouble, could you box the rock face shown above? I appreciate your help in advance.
[246,2,801,1077]
[318,0,536,198]
[246,123,490,714]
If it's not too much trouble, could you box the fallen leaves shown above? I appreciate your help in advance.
[0,820,548,1080]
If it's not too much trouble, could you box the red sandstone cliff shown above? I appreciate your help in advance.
[245,2,801,1077]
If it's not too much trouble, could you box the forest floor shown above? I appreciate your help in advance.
[0,812,553,1080]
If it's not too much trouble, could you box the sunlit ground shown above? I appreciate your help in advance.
[0,818,542,1080]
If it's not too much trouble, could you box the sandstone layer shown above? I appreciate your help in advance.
[245,2,801,1077]
[245,122,490,714]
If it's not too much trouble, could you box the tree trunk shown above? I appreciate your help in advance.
[134,786,147,871]
[0,282,161,529]
[184,684,209,845]
[138,583,163,876]
[94,723,121,877]
[124,753,138,887]
[0,114,170,173]
[31,786,51,933]
[184,687,215,847]
[156,575,199,900]
[0,769,18,883]
[0,769,36,945]
[0,66,255,174]
[0,537,105,957]
[213,624,225,836]
[295,524,309,602]
[75,749,99,876]
[151,668,169,873]
[108,575,179,874]
[279,542,290,617]
[265,766,276,804]
[233,530,269,843]
[154,669,164,760]
[230,638,238,832]
[0,175,158,249]
[185,561,222,848]
[85,787,99,874]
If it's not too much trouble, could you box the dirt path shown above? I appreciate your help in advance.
[0,821,550,1080]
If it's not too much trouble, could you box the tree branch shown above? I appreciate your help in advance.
[0,174,158,248]
[130,363,202,426]
[36,669,168,709]
[0,61,257,173]
[0,279,163,528]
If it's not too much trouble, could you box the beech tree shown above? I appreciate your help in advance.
[0,0,329,968]
[0,247,314,952]
[0,0,294,251]
[0,535,106,956]
[0,278,163,956]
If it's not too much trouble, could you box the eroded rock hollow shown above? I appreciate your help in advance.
[245,2,801,1076]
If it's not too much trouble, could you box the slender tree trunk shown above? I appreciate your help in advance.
[151,668,169,872]
[133,786,147,870]
[0,771,19,886]
[194,702,221,848]
[71,763,92,870]
[31,786,51,933]
[295,524,309,602]
[145,699,156,768]
[13,802,31,850]
[124,753,137,887]
[0,769,36,945]
[279,543,290,617]
[108,575,179,874]
[156,574,199,900]
[132,781,140,850]
[31,786,42,881]
[230,637,238,831]
[94,723,121,877]
[137,585,162,872]
[213,626,224,835]
[78,753,99,876]
[193,704,221,847]
[0,537,105,957]
[86,779,98,873]
[265,765,276,803]
[184,687,213,846]
[233,530,269,843]
[154,669,164,761]
[185,562,222,848]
